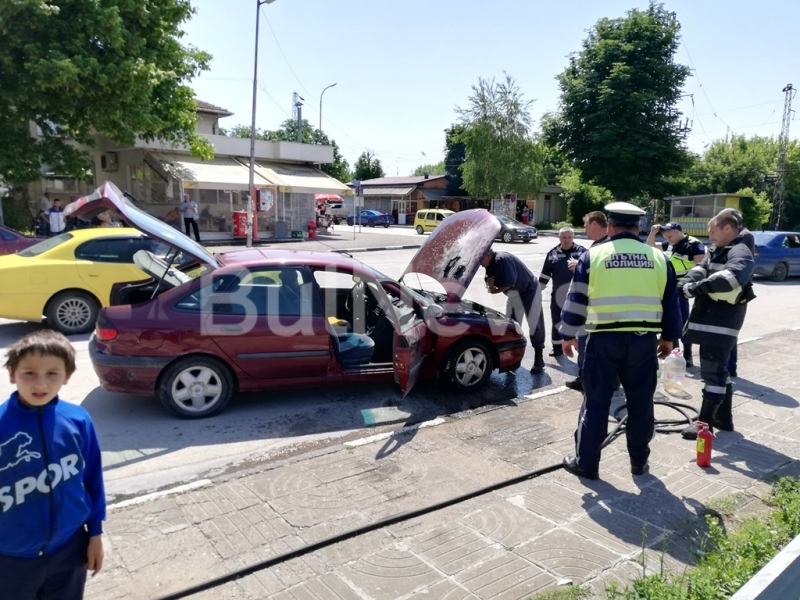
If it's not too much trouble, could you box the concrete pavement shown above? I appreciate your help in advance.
[86,328,800,600]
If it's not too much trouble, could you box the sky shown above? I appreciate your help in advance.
[183,0,799,175]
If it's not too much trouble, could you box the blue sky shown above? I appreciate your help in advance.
[183,0,798,174]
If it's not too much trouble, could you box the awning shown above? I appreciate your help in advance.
[251,161,351,194]
[166,156,271,191]
[362,186,414,197]
[419,188,448,201]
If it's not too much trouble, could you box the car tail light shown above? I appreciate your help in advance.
[753,249,759,257]
[97,327,118,341]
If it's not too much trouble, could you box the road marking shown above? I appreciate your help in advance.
[361,406,412,426]
[344,417,446,448]
[739,336,763,344]
[108,479,212,510]
[522,385,568,401]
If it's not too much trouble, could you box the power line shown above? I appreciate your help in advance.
[681,39,733,132]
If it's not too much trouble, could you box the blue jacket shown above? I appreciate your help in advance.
[559,232,683,341]
[0,393,105,558]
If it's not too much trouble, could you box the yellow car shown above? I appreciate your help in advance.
[0,228,169,334]
[414,208,455,235]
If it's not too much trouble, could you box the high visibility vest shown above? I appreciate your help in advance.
[668,236,702,278]
[586,238,668,333]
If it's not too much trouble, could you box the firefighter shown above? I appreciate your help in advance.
[559,203,682,479]
[538,227,587,358]
[482,249,547,374]
[681,211,755,439]
[646,222,705,366]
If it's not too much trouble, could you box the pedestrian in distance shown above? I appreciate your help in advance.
[560,202,682,480]
[481,248,547,375]
[45,198,66,237]
[566,211,611,391]
[0,330,106,599]
[538,226,587,358]
[180,193,201,243]
[646,222,705,367]
[680,210,755,439]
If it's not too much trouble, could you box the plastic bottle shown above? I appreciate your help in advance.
[662,348,686,394]
[696,422,713,467]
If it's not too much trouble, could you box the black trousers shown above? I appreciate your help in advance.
[549,301,563,350]
[699,345,731,404]
[0,527,88,600]
[575,332,658,474]
[184,217,200,242]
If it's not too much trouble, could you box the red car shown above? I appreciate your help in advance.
[0,225,44,255]
[67,183,526,419]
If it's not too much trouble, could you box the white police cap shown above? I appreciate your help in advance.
[605,201,645,226]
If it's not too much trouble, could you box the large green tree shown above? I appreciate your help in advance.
[0,0,213,185]
[353,151,385,181]
[444,124,467,196]
[412,161,445,177]
[456,73,545,199]
[548,2,691,200]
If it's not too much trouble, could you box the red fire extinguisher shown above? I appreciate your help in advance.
[696,421,713,467]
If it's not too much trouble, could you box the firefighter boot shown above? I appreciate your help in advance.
[682,394,720,440]
[530,347,545,375]
[712,384,735,431]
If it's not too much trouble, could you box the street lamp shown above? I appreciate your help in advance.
[247,0,276,248]
[319,83,337,138]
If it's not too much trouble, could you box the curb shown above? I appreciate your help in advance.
[332,244,423,254]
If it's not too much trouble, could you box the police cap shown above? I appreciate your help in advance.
[605,201,645,226]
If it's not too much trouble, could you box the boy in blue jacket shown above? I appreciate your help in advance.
[1,330,106,599]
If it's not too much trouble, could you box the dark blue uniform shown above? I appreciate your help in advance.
[560,232,683,476]
[485,251,545,351]
[659,236,705,342]
[539,243,587,354]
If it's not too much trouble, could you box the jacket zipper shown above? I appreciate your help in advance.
[37,408,56,556]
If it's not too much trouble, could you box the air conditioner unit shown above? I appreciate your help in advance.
[100,152,118,172]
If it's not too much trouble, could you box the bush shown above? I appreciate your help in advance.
[552,220,573,230]
[534,221,552,230]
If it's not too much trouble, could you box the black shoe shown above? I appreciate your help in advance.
[562,455,599,480]
[631,463,650,476]
[530,351,545,375]
[549,348,563,357]
[565,376,583,391]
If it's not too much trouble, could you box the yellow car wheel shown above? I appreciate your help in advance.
[45,291,99,335]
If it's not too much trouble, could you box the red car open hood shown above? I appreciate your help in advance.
[64,181,220,269]
[401,209,500,303]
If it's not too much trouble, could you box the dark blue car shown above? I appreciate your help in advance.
[346,210,393,228]
[752,231,800,282]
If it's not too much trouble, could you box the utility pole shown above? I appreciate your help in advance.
[293,93,304,143]
[771,83,795,230]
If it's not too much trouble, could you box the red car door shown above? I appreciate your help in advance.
[394,319,434,397]
[204,267,331,380]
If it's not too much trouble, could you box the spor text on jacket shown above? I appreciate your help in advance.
[0,393,106,558]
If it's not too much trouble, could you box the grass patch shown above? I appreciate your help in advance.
[606,476,800,599]
[529,585,592,600]
[702,492,746,517]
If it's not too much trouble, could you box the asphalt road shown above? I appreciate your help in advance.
[1,237,798,502]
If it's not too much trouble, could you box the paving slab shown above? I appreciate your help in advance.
[86,329,800,600]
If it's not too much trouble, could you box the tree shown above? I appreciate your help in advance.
[456,73,545,199]
[444,125,468,196]
[353,151,385,181]
[412,161,445,177]
[558,167,615,226]
[0,0,213,186]
[548,2,692,200]
[223,119,351,183]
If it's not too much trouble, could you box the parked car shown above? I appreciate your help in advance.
[415,209,455,235]
[346,210,392,227]
[752,231,800,282]
[68,182,527,418]
[0,227,185,334]
[495,216,538,243]
[0,224,45,255]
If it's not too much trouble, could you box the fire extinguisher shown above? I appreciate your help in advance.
[696,421,713,467]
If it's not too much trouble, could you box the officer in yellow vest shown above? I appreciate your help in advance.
[559,202,682,479]
[646,222,705,366]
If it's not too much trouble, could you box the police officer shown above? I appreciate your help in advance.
[568,211,611,391]
[560,203,682,479]
[539,227,587,357]
[681,210,754,439]
[481,248,547,374]
[646,222,705,366]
